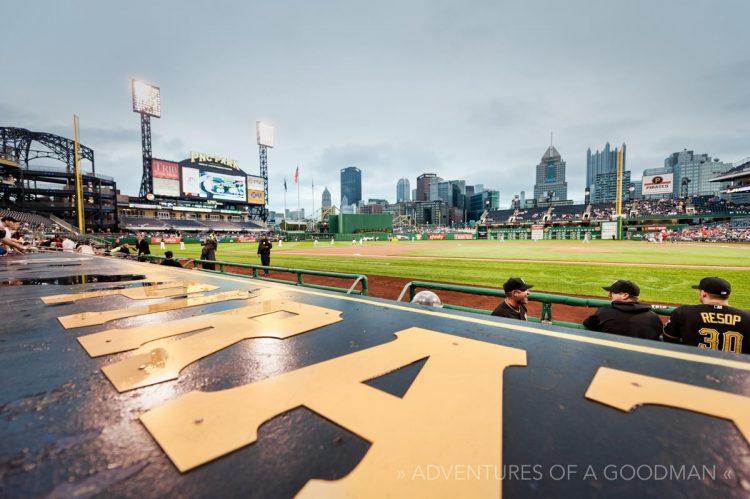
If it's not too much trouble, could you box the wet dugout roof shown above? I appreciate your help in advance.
[1,252,749,498]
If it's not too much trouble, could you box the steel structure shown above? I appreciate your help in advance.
[1,126,95,173]
[248,145,269,222]
[139,114,152,198]
[0,126,117,231]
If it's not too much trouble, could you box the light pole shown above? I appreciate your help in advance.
[584,187,591,205]
[628,184,635,202]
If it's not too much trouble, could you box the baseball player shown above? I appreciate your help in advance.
[663,277,750,354]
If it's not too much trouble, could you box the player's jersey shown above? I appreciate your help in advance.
[663,304,750,354]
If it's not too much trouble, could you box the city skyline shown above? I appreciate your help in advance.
[3,1,749,215]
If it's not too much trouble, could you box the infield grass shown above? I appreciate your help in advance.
[153,240,750,309]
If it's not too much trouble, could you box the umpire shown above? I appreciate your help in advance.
[582,280,663,340]
[257,234,272,276]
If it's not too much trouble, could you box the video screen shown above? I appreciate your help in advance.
[181,166,247,202]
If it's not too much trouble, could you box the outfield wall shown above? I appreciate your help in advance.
[489,227,600,240]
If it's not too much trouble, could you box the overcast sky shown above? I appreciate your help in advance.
[3,0,749,212]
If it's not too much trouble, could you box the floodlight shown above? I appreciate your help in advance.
[256,121,274,148]
[132,79,161,118]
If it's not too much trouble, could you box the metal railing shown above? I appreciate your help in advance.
[398,280,675,329]
[138,255,368,296]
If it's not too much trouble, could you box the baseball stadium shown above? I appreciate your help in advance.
[3,109,750,496]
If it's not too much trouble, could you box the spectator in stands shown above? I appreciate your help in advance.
[663,277,750,354]
[492,277,533,320]
[75,242,95,255]
[136,233,150,261]
[0,216,26,254]
[200,233,217,270]
[582,280,662,340]
[257,234,272,276]
[112,243,131,256]
[161,250,183,268]
[61,237,77,252]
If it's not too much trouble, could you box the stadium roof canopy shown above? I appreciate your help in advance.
[710,157,750,182]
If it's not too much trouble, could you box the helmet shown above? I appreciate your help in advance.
[411,290,443,308]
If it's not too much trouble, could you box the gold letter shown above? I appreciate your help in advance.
[141,328,526,498]
[586,367,750,443]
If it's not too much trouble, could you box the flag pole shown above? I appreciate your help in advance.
[311,177,315,229]
[297,170,300,220]
[283,178,287,230]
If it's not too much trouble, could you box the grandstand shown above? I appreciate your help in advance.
[477,193,750,241]
[1,127,117,232]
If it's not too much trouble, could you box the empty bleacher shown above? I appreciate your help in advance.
[119,217,172,231]
[0,208,54,227]
[235,221,266,231]
[201,220,242,231]
[485,209,515,223]
[169,219,209,231]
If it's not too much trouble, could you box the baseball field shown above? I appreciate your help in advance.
[150,239,750,310]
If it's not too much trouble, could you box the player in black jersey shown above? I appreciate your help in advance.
[663,277,750,354]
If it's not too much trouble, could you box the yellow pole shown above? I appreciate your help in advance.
[73,115,86,234]
[615,145,624,240]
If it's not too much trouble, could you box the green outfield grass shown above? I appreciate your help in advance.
[152,240,750,309]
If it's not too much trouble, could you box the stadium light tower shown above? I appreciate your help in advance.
[256,121,274,222]
[132,79,161,199]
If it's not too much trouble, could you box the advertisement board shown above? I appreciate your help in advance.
[642,173,674,196]
[181,166,247,202]
[531,225,544,240]
[453,233,474,240]
[427,234,445,240]
[246,175,265,205]
[152,159,181,197]
[600,221,618,240]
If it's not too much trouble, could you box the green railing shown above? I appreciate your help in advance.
[140,254,368,296]
[402,280,675,329]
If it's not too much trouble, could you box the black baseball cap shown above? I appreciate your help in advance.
[503,277,533,293]
[603,280,640,296]
[692,277,731,296]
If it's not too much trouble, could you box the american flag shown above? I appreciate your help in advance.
[294,166,299,184]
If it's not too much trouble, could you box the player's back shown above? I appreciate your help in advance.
[664,304,750,354]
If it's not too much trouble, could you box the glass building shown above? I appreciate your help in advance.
[340,167,362,207]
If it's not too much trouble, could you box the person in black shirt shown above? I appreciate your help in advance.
[582,280,663,340]
[663,277,750,354]
[492,277,533,320]
[136,233,150,261]
[257,234,273,276]
[160,250,183,268]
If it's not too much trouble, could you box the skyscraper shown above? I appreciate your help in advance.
[533,145,568,203]
[321,186,331,209]
[416,173,437,201]
[340,167,361,207]
[586,142,626,202]
[663,150,732,197]
[397,178,410,202]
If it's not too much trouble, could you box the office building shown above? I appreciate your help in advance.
[396,178,410,202]
[340,166,362,207]
[533,145,568,203]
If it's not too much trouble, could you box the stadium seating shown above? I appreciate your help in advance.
[169,219,209,231]
[119,217,172,231]
[201,220,242,231]
[0,208,54,226]
[236,221,266,231]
